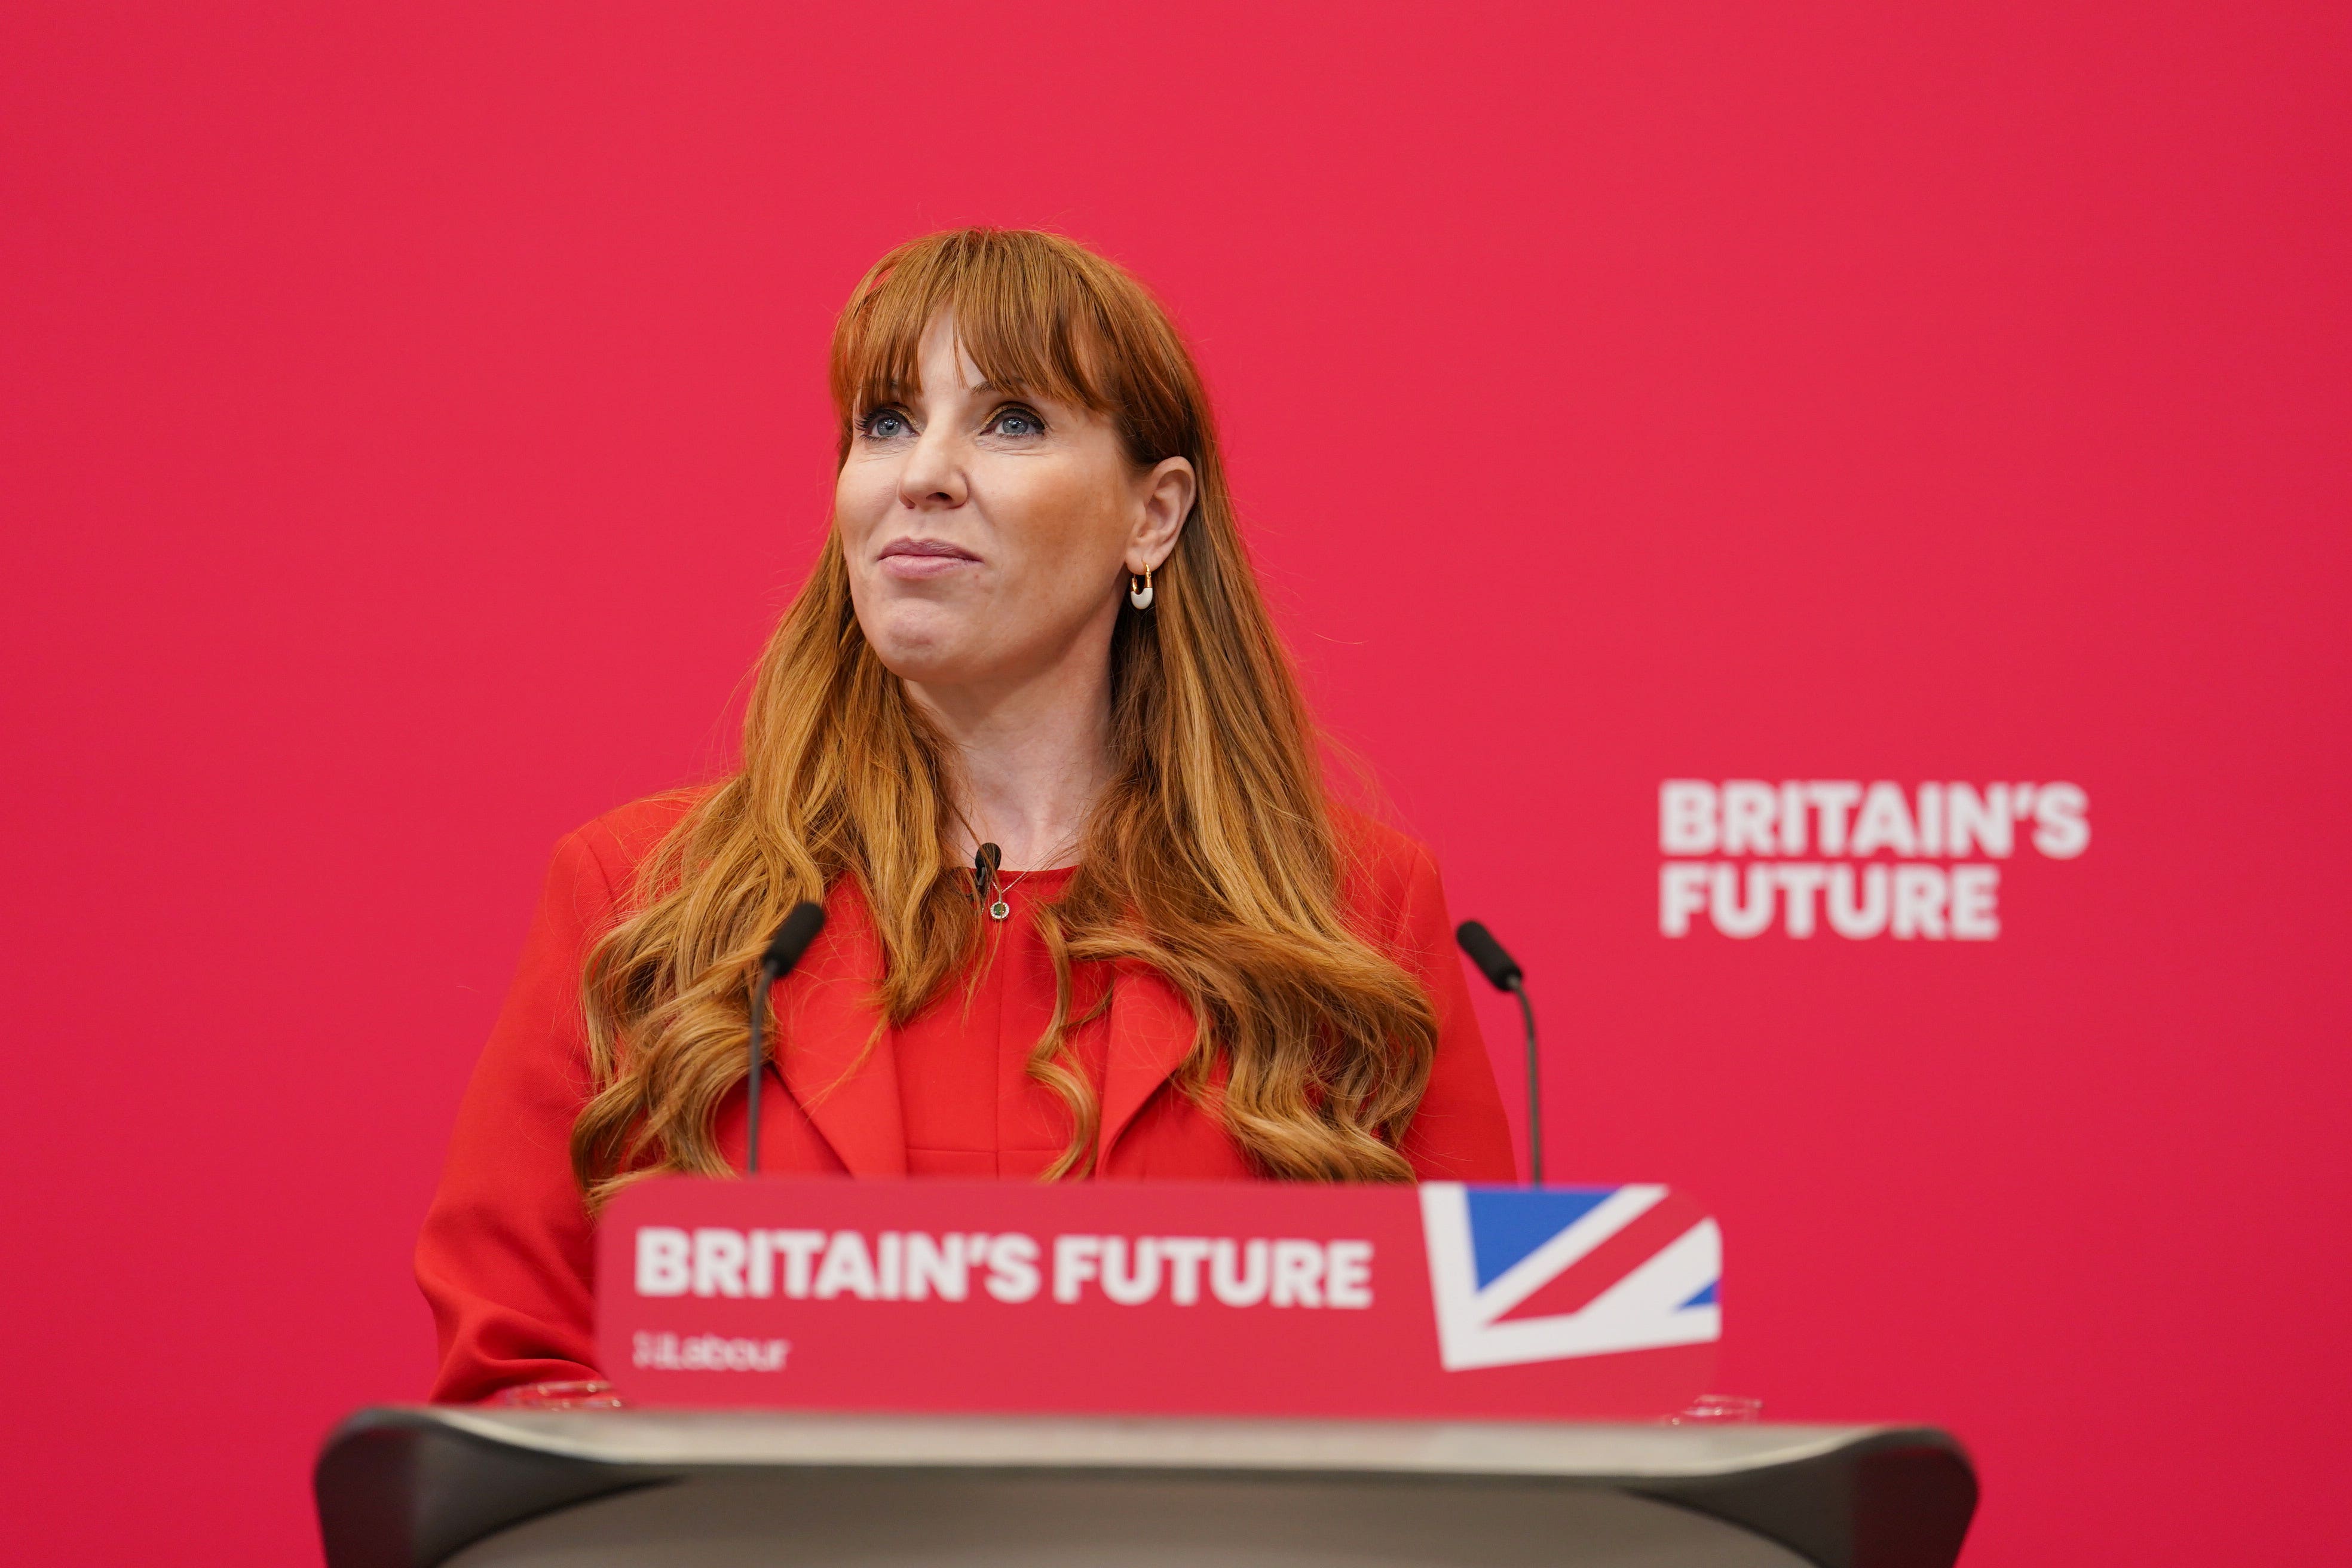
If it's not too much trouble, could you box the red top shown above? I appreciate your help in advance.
[894,867,1110,1178]
[415,797,1515,1402]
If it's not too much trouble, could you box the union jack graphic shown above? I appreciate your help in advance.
[1420,1184,1722,1371]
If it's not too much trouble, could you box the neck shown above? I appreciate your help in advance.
[904,648,1112,872]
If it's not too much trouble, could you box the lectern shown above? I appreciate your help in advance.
[315,1408,1976,1568]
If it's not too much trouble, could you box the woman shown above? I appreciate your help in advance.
[418,228,1514,1402]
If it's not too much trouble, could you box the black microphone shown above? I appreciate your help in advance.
[1456,920,1542,1186]
[746,901,826,1176]
[973,842,1002,910]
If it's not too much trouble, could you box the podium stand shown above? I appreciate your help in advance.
[316,1408,1975,1568]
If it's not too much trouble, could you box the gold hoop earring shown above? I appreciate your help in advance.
[1128,566,1154,611]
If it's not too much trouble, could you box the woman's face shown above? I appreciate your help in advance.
[835,314,1193,695]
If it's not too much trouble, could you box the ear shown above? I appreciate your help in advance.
[1126,457,1196,575]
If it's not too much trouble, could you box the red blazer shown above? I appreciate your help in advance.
[416,797,1516,1402]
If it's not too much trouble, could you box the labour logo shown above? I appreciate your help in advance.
[1420,1184,1722,1371]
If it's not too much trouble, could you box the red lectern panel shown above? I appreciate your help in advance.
[598,1179,1720,1419]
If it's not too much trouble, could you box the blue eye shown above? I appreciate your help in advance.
[990,407,1043,437]
[862,409,909,439]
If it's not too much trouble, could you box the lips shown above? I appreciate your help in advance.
[879,537,980,561]
[877,536,981,581]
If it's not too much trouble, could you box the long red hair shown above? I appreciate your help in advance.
[571,229,1436,1201]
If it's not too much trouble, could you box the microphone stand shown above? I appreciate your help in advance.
[1456,920,1543,1186]
[1509,976,1541,1186]
[746,902,827,1175]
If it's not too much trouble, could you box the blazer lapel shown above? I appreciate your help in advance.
[765,891,1204,1177]
[1095,961,1199,1168]
[770,885,906,1177]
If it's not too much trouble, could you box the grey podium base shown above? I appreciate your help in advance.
[316,1409,1975,1568]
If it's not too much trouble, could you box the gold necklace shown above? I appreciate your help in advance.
[982,843,1078,920]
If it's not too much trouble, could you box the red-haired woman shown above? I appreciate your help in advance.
[417,229,1515,1402]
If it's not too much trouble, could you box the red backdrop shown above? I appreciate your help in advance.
[4,4,2346,1563]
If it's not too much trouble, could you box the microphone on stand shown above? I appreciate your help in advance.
[1456,920,1543,1186]
[745,902,826,1176]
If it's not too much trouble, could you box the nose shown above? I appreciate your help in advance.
[896,424,969,510]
